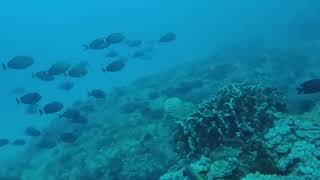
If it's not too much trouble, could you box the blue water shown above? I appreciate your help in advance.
[1,0,320,178]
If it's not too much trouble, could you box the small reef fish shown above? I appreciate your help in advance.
[106,33,125,44]
[2,56,34,70]
[47,62,71,76]
[68,65,88,78]
[59,108,81,120]
[102,59,126,72]
[17,92,42,105]
[88,89,106,99]
[60,132,78,144]
[40,101,64,115]
[297,79,320,94]
[25,127,41,137]
[36,138,57,149]
[57,81,75,91]
[12,139,26,146]
[32,71,55,82]
[159,32,176,43]
[126,40,142,47]
[83,38,110,50]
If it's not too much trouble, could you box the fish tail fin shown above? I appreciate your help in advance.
[82,45,89,51]
[102,68,106,72]
[39,109,44,116]
[16,98,20,104]
[1,63,6,70]
[296,87,304,95]
[87,92,91,97]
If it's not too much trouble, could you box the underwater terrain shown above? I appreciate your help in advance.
[1,1,320,180]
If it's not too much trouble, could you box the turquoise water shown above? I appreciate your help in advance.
[1,1,320,179]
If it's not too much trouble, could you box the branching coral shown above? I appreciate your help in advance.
[174,83,286,156]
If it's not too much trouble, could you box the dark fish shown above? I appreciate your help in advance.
[297,79,320,94]
[106,33,125,44]
[106,50,118,58]
[60,132,78,143]
[59,108,81,119]
[36,138,57,149]
[47,62,71,76]
[132,50,145,58]
[2,56,34,70]
[68,65,88,78]
[88,89,106,99]
[40,101,64,115]
[68,115,88,124]
[32,71,55,82]
[12,139,26,146]
[17,92,42,105]
[83,38,109,50]
[126,40,142,47]
[0,139,9,147]
[57,81,75,91]
[102,59,126,72]
[132,50,152,60]
[159,32,176,43]
[25,127,41,137]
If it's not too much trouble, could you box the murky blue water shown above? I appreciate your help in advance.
[1,1,320,179]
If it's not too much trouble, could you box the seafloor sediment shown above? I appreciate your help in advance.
[3,41,320,180]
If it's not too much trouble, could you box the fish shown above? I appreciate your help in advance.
[12,139,26,146]
[132,50,145,59]
[47,62,71,76]
[159,32,176,43]
[36,138,57,149]
[102,59,126,72]
[40,101,64,115]
[59,108,81,120]
[297,79,320,94]
[25,127,41,137]
[83,38,109,50]
[57,81,75,91]
[106,50,118,58]
[17,92,42,105]
[0,139,9,147]
[32,71,55,82]
[106,33,125,44]
[60,132,78,143]
[68,115,88,124]
[126,40,142,47]
[68,65,88,78]
[2,56,34,70]
[88,89,106,99]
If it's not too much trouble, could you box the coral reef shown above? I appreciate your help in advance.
[4,47,320,180]
[264,117,320,179]
[174,83,286,156]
